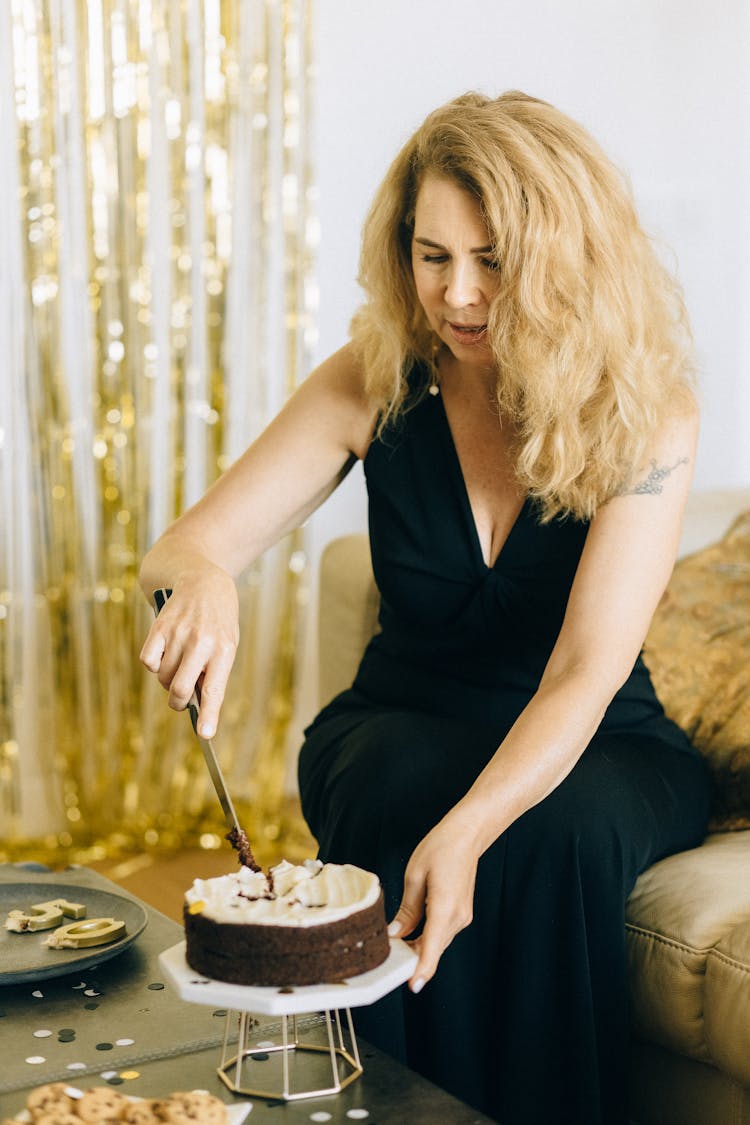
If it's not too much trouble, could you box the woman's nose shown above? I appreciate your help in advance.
[444,260,481,307]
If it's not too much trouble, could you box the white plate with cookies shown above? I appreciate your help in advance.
[4,1083,252,1123]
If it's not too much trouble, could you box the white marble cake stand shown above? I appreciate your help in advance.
[159,940,417,1101]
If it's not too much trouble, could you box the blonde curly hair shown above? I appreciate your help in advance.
[350,90,696,522]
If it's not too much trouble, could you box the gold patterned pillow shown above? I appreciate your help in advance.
[643,511,750,831]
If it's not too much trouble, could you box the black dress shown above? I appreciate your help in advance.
[298,377,711,1125]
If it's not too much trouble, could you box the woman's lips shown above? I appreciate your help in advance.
[448,322,488,346]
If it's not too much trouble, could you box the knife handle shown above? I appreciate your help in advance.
[153,587,172,614]
[152,587,203,728]
[152,589,240,835]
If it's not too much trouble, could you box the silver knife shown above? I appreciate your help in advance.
[152,588,242,836]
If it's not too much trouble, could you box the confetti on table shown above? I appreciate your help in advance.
[31,990,43,998]
[346,1112,370,1120]
[33,1029,53,1038]
[115,1038,135,1046]
[309,1114,333,1123]
[25,1055,46,1064]
[67,1062,87,1071]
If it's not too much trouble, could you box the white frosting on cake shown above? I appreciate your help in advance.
[185,859,381,927]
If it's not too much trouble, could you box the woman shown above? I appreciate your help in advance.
[140,92,712,1124]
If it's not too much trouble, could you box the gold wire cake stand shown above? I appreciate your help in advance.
[159,940,417,1102]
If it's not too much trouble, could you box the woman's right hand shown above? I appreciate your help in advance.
[138,347,376,738]
[139,563,239,739]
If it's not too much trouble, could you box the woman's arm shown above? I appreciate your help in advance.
[138,343,376,737]
[390,403,700,991]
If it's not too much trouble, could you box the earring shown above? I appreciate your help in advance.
[429,336,440,394]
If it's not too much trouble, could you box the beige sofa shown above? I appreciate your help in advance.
[317,489,750,1125]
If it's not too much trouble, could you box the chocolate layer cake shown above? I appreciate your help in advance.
[183,859,390,986]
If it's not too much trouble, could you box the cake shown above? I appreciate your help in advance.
[183,858,390,986]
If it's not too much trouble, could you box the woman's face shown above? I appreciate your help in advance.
[411,174,500,369]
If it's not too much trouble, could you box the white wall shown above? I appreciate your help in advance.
[290,0,750,734]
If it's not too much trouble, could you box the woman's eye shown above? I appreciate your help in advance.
[421,254,448,264]
[481,257,500,272]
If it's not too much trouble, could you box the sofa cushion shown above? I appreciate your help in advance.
[644,510,750,830]
[626,831,750,1085]
[318,534,379,707]
[705,918,750,1086]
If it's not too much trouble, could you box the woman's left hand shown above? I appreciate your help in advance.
[387,812,481,993]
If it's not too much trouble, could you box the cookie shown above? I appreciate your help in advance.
[119,1099,170,1124]
[26,1084,75,1116]
[34,1114,83,1125]
[75,1086,129,1122]
[163,1093,228,1124]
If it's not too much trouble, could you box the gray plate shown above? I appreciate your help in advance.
[0,882,148,985]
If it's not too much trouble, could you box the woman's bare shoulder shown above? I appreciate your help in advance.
[310,341,367,391]
[298,342,376,459]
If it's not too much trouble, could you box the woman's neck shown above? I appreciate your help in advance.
[437,347,500,406]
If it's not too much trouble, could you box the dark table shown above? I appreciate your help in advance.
[0,863,492,1123]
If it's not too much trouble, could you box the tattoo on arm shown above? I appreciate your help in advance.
[620,456,690,497]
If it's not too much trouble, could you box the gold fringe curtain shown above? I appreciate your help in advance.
[0,0,317,864]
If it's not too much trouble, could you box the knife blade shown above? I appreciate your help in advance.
[152,587,242,836]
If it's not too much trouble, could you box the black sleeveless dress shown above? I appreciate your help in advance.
[298,379,711,1125]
